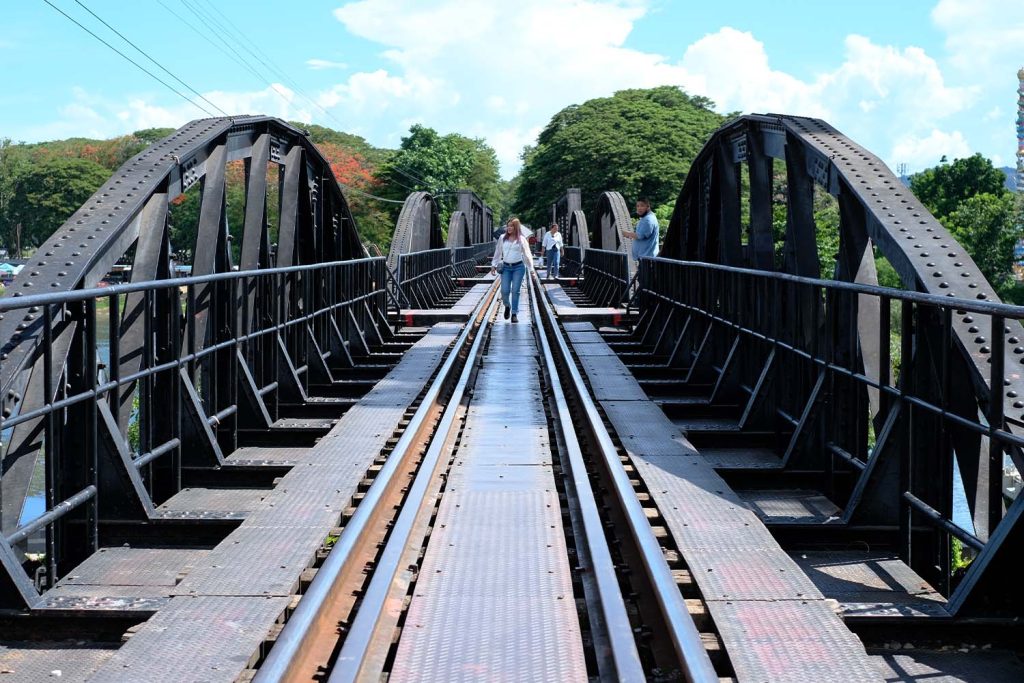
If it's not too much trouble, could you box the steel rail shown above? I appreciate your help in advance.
[533,271,719,683]
[328,282,499,681]
[526,272,646,681]
[253,278,498,683]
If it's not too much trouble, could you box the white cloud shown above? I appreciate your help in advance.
[891,129,972,169]
[322,2,975,176]
[932,0,1024,77]
[306,58,349,70]
[25,0,987,179]
[21,84,312,142]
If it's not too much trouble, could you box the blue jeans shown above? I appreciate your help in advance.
[500,261,526,315]
[547,248,560,278]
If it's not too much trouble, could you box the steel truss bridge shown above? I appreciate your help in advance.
[0,114,1021,681]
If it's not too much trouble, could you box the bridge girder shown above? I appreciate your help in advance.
[0,117,370,586]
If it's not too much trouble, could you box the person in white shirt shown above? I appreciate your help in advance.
[542,223,563,280]
[490,218,534,323]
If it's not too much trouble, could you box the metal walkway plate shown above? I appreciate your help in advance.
[57,547,207,587]
[792,551,949,618]
[390,313,587,683]
[87,596,289,683]
[101,325,461,680]
[870,648,1024,681]
[565,325,882,681]
[0,641,116,682]
[737,489,843,524]
[154,487,272,517]
[700,447,784,470]
[544,283,577,309]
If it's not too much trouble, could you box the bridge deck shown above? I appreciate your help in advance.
[5,270,1024,681]
[390,313,588,682]
[26,325,462,682]
[565,321,883,681]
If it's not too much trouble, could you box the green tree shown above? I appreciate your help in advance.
[512,86,724,228]
[6,156,110,253]
[909,153,1008,219]
[941,192,1024,290]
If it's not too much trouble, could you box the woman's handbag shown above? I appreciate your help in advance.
[495,257,505,275]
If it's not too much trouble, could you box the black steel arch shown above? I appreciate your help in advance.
[0,116,368,541]
[591,191,634,270]
[658,114,1024,569]
[386,191,443,273]
[446,211,472,248]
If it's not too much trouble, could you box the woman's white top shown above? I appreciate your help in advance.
[542,231,563,251]
[491,234,535,269]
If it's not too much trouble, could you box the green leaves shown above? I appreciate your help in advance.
[909,154,1022,294]
[512,86,724,228]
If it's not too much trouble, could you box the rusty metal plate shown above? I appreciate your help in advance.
[709,599,880,682]
[88,595,288,683]
[58,547,207,587]
[736,489,843,524]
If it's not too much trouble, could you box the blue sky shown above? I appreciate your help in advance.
[2,0,1022,178]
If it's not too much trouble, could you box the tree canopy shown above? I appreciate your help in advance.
[908,154,1024,297]
[909,153,1009,219]
[512,86,725,228]
[5,156,111,253]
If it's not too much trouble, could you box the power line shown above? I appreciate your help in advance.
[337,183,407,204]
[71,0,229,117]
[40,0,215,117]
[183,0,438,192]
[163,0,296,112]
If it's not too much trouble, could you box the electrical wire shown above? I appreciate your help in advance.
[40,0,215,116]
[71,0,229,116]
[153,0,438,193]
[180,0,439,191]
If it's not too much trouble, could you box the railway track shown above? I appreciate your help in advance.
[246,272,729,682]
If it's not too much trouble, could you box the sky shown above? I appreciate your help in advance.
[1,0,1022,179]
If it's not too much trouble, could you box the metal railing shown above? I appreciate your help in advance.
[0,257,388,607]
[635,256,1024,614]
[453,243,492,279]
[561,246,583,277]
[396,247,455,309]
[580,248,629,307]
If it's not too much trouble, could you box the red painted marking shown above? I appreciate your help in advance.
[404,313,414,326]
[571,279,577,286]
[612,313,622,326]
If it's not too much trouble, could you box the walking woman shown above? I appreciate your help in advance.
[490,218,534,323]
[542,222,562,280]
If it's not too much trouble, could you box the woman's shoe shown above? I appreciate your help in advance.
[504,306,511,320]
[511,314,518,324]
